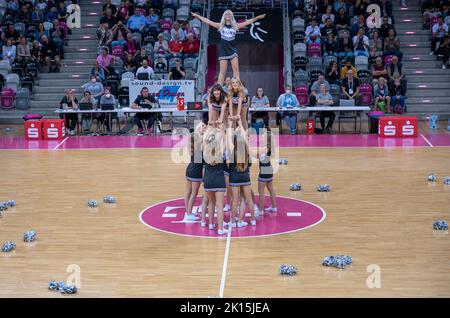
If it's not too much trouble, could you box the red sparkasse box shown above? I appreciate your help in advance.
[24,120,43,140]
[378,116,399,137]
[397,116,418,137]
[42,119,66,140]
[306,119,314,135]
[177,97,185,111]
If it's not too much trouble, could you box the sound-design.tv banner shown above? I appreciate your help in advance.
[129,80,195,108]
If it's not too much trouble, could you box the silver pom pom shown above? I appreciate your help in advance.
[60,284,78,294]
[317,184,331,192]
[290,183,302,191]
[2,241,16,252]
[48,281,78,294]
[0,202,7,211]
[87,199,98,207]
[103,196,116,204]
[48,281,65,291]
[427,173,437,182]
[278,158,288,165]
[24,230,37,243]
[5,200,16,208]
[433,220,448,231]
[279,264,298,276]
[322,255,353,269]
[443,176,450,185]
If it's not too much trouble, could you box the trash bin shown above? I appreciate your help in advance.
[367,111,385,134]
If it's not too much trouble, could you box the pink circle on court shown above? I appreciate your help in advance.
[139,196,326,238]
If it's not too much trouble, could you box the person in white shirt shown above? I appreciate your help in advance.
[305,19,321,44]
[431,16,449,54]
[352,27,369,57]
[136,59,154,79]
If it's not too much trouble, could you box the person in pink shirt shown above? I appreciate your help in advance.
[97,47,115,74]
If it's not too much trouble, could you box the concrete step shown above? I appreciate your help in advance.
[402,54,439,61]
[407,89,450,97]
[401,47,430,54]
[38,79,86,86]
[33,93,79,101]
[402,60,442,68]
[66,39,99,47]
[64,51,98,59]
[404,68,450,75]
[407,97,450,104]
[39,71,90,78]
[408,75,450,82]
[395,23,424,30]
[398,34,431,41]
[407,82,450,89]
[29,101,63,108]
[34,86,86,94]
[397,30,430,36]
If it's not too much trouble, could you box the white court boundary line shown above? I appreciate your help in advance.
[53,137,69,150]
[420,134,434,147]
[219,230,232,298]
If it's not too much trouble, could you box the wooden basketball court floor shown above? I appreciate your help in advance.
[0,124,449,297]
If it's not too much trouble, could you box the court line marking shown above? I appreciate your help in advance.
[219,229,232,298]
[53,137,69,150]
[420,134,434,147]
[287,212,302,217]
[138,196,327,239]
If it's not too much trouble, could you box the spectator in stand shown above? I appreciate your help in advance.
[353,0,367,16]
[3,24,21,45]
[181,20,199,39]
[306,0,319,20]
[276,85,300,134]
[321,5,335,24]
[436,34,450,69]
[351,15,368,38]
[82,75,104,106]
[50,19,66,59]
[97,47,115,74]
[171,21,186,41]
[57,1,68,22]
[387,55,406,88]
[430,16,449,55]
[306,18,321,44]
[36,0,47,13]
[2,39,16,65]
[18,5,32,23]
[103,0,117,16]
[384,28,403,61]
[251,87,270,128]
[154,56,167,73]
[91,60,106,83]
[422,0,441,29]
[125,33,140,58]
[127,9,146,33]
[136,59,154,79]
[31,40,42,63]
[154,33,169,58]
[378,0,393,21]
[316,83,335,133]
[131,87,157,136]
[40,34,61,72]
[32,6,44,23]
[309,74,330,106]
[111,21,130,43]
[323,33,338,57]
[98,23,113,47]
[17,37,31,63]
[98,87,117,134]
[374,77,391,113]
[371,56,387,86]
[390,78,407,114]
[168,59,185,80]
[341,69,362,105]
[101,8,119,29]
[59,89,78,136]
[338,30,354,59]
[340,59,357,79]
[46,6,58,22]
[145,7,160,34]
[118,0,134,22]
[334,0,347,13]
[124,54,137,73]
[379,16,391,40]
[168,33,184,60]
[134,48,149,66]
[8,0,19,12]
[321,17,337,37]
[111,29,127,49]
[80,91,96,135]
[183,32,200,59]
[325,61,341,84]
[353,27,370,57]
[335,7,350,32]
[369,30,383,62]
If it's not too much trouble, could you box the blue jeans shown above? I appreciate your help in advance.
[391,95,405,113]
[280,111,297,133]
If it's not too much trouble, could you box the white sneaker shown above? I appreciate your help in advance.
[218,228,229,235]
[250,219,257,226]
[209,223,216,230]
[183,213,199,222]
[443,65,447,69]
[266,207,278,213]
[430,51,434,55]
[237,220,248,228]
[230,221,238,228]
[223,204,230,212]
[254,207,263,217]
[201,221,206,227]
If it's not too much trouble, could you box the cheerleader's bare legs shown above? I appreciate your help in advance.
[184,181,201,221]
[237,186,256,226]
[258,180,277,213]
[200,193,209,227]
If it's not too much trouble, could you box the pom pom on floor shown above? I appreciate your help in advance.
[48,281,78,294]
[87,199,98,207]
[290,183,302,191]
[278,158,288,165]
[317,184,331,192]
[2,241,16,252]
[433,220,448,231]
[427,173,437,182]
[443,176,450,185]
[103,196,116,204]
[322,255,353,269]
[23,230,37,243]
[279,264,298,276]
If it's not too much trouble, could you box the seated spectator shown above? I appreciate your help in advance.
[101,8,119,29]
[323,33,338,56]
[131,87,157,135]
[338,30,354,59]
[169,59,185,80]
[97,47,115,74]
[390,78,407,114]
[79,91,96,135]
[353,27,370,57]
[341,69,362,105]
[36,0,47,13]
[103,0,117,16]
[154,56,167,73]
[436,34,450,69]
[2,39,17,65]
[334,0,347,13]
[18,5,32,23]
[118,0,134,22]
[82,75,104,106]
[98,23,113,47]
[32,7,44,23]
[374,77,391,113]
[251,87,270,128]
[335,8,350,32]
[17,37,31,63]
[351,15,368,37]
[40,35,61,72]
[305,18,321,44]
[316,83,335,133]
[145,7,160,33]
[34,23,48,42]
[321,5,335,25]
[154,33,169,58]
[46,6,58,22]
[422,0,441,29]
[383,28,403,61]
[111,21,130,42]
[125,33,140,58]
[321,17,337,37]
[379,0,393,22]
[183,32,200,59]
[171,21,186,41]
[309,74,330,106]
[353,0,367,16]
[168,33,184,60]
[127,10,146,33]
[136,59,154,79]
[340,59,357,79]
[98,87,117,134]
[306,0,319,20]
[325,61,340,84]
[387,55,406,90]
[91,60,106,83]
[124,54,137,73]
[379,16,391,40]
[31,40,42,63]
[3,24,21,45]
[369,30,383,62]
[111,30,127,49]
[430,16,449,55]
[8,0,19,12]
[276,85,300,134]
[57,1,68,22]
[371,56,387,86]
[135,48,149,66]
[59,89,78,136]
[181,21,199,39]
